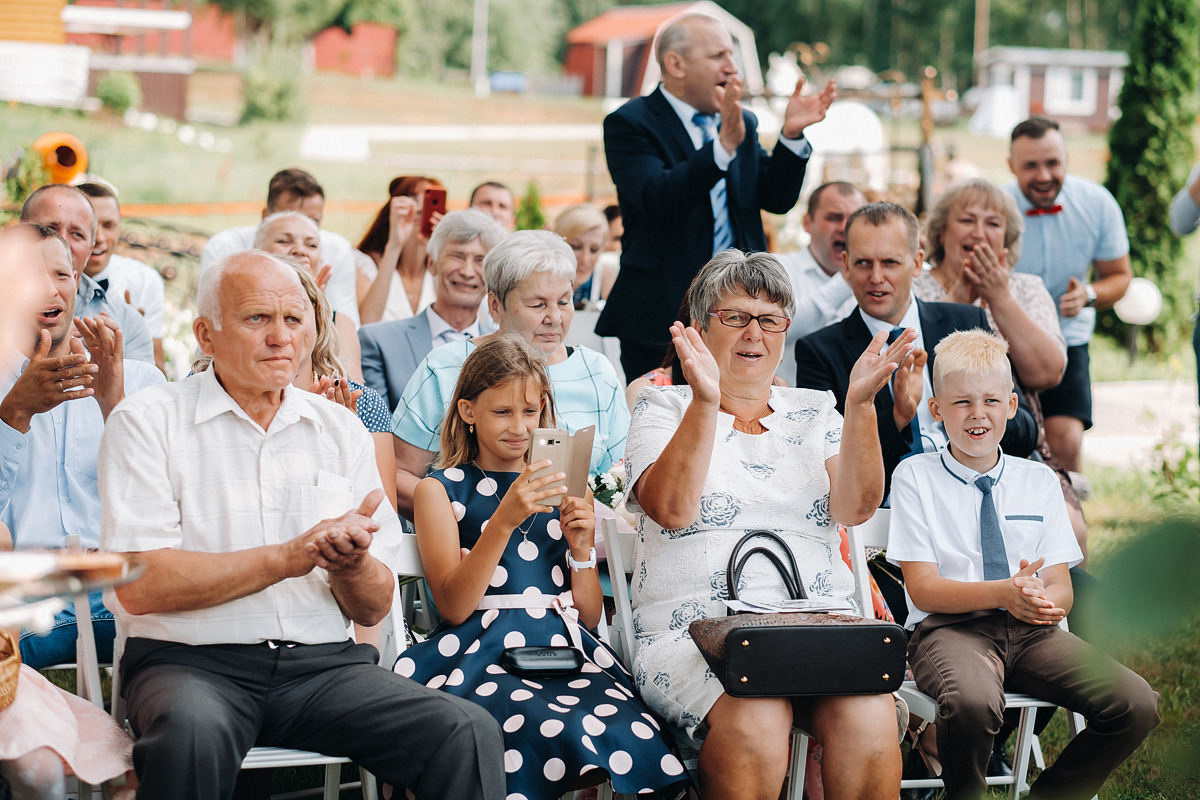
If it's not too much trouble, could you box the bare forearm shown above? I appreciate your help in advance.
[328,556,394,626]
[1091,257,1133,309]
[570,566,603,630]
[985,294,1066,390]
[115,546,288,615]
[633,398,718,530]
[829,402,883,525]
[395,469,420,520]
[904,571,1009,615]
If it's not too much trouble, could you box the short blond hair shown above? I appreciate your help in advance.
[932,329,1012,395]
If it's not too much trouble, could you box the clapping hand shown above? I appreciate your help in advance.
[670,321,721,407]
[962,243,1010,304]
[0,331,97,433]
[1007,557,1067,625]
[718,75,747,155]
[781,77,836,140]
[846,328,916,410]
[75,315,125,418]
[298,489,385,575]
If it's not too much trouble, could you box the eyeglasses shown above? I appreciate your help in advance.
[708,309,791,333]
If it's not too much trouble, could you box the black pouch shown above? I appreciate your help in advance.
[499,646,585,679]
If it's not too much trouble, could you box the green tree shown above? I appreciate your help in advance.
[516,180,545,231]
[1104,0,1199,352]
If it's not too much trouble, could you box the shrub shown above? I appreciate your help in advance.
[96,71,143,115]
[515,180,545,231]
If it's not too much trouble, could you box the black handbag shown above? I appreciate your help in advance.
[688,530,907,697]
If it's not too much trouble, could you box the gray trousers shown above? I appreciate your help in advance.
[907,611,1159,800]
[121,637,506,800]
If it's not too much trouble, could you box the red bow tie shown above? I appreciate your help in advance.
[1026,205,1063,216]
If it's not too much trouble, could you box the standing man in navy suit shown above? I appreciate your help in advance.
[598,13,836,381]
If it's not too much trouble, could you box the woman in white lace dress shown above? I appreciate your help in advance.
[624,251,910,800]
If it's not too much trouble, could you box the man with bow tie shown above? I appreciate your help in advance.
[598,13,835,382]
[1003,117,1131,475]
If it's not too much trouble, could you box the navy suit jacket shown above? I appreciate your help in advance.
[597,87,809,347]
[794,300,1039,497]
[358,308,497,414]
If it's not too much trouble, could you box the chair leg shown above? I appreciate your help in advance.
[1010,707,1039,799]
[787,731,808,800]
[359,767,378,800]
[323,763,340,800]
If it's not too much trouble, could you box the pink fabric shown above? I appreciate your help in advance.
[0,665,132,784]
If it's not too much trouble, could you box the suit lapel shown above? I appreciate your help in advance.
[916,299,940,378]
[842,310,894,416]
[647,88,699,163]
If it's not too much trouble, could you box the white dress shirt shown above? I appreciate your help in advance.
[776,247,856,385]
[201,225,362,327]
[887,450,1083,629]
[100,368,403,646]
[426,304,484,345]
[92,254,166,338]
[857,299,946,453]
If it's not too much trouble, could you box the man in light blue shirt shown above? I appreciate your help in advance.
[19,184,157,366]
[0,223,164,667]
[1003,117,1132,474]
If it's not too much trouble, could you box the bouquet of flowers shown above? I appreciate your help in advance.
[589,461,625,509]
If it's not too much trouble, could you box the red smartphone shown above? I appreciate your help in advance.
[420,188,447,238]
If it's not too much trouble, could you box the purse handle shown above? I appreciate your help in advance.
[726,530,807,603]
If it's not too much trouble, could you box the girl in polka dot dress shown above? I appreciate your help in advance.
[394,335,688,800]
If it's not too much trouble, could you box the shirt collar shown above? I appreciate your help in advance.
[939,447,1006,486]
[660,84,720,132]
[427,305,483,341]
[78,272,106,301]
[193,367,325,433]
[858,296,921,338]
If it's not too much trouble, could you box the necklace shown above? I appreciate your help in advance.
[472,462,539,541]
[720,399,771,434]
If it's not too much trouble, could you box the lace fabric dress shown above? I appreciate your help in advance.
[394,464,687,800]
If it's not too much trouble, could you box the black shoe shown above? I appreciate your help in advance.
[900,747,939,800]
[989,746,1014,777]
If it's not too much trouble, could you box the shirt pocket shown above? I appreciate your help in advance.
[277,483,354,546]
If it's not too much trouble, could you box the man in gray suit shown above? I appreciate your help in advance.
[359,209,505,412]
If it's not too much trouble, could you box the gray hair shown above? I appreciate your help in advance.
[253,210,319,250]
[924,178,1023,268]
[687,250,795,331]
[428,208,506,264]
[196,250,301,329]
[655,13,716,70]
[483,230,576,307]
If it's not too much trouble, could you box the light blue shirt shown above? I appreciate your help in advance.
[392,341,629,474]
[76,273,157,364]
[0,357,164,549]
[1003,175,1129,346]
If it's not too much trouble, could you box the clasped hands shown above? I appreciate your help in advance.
[283,489,386,577]
[1006,557,1067,626]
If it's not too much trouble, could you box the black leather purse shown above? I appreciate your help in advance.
[688,530,906,697]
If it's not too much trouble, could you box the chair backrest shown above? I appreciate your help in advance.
[600,516,637,671]
[844,509,891,620]
[564,309,625,388]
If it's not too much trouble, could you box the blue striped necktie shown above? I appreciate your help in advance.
[887,327,924,459]
[692,112,734,255]
[975,475,1010,580]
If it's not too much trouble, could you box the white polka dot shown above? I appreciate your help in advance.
[581,735,597,754]
[640,712,661,730]
[568,678,591,689]
[504,749,523,773]
[393,657,415,677]
[548,703,570,714]
[522,586,546,618]
[592,646,615,668]
[477,477,499,496]
[446,668,465,687]
[579,764,597,777]
[594,703,618,717]
[583,714,606,736]
[503,631,526,648]
[616,683,634,697]
[525,607,547,620]
[444,467,465,482]
[476,681,498,697]
[481,519,489,532]
[511,689,533,701]
[608,750,633,775]
[546,518,563,540]
[427,674,447,689]
[605,688,626,701]
[489,565,508,587]
[486,663,506,675]
[631,721,654,739]
[503,714,525,732]
[661,754,685,775]
[540,719,564,737]
[465,640,480,654]
[521,679,543,690]
[581,662,601,674]
[451,501,467,521]
[555,695,580,706]
[506,794,527,800]
[551,634,569,647]
[437,633,461,657]
[544,758,566,782]
[551,565,564,587]
[481,609,499,629]
[517,540,539,561]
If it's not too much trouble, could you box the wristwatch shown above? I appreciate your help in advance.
[567,547,597,571]
[1084,284,1098,307]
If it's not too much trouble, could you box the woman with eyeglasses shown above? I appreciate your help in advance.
[623,250,908,800]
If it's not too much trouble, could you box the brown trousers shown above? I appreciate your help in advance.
[907,610,1159,800]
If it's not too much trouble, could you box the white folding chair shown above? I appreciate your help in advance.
[564,309,625,389]
[845,509,1090,799]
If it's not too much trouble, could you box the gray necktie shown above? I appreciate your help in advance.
[975,475,1009,580]
[692,112,733,255]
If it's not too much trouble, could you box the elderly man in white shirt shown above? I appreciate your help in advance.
[775,181,865,385]
[99,251,503,800]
